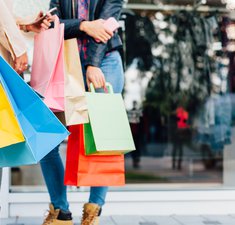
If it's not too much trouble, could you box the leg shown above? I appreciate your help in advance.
[40,145,69,211]
[172,143,177,170]
[88,50,124,206]
[100,51,125,93]
[81,51,124,225]
[89,187,109,207]
[178,142,183,170]
[81,186,108,224]
[131,130,141,169]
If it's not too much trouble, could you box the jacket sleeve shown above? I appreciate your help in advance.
[85,0,124,67]
[0,0,27,59]
[50,0,85,40]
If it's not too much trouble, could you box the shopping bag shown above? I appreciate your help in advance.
[64,124,125,186]
[64,39,88,125]
[0,56,69,167]
[31,16,65,112]
[84,83,135,155]
[0,83,24,148]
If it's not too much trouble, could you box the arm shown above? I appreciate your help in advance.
[50,0,111,41]
[50,0,85,39]
[0,0,27,59]
[85,0,124,89]
[17,12,54,33]
[85,0,124,67]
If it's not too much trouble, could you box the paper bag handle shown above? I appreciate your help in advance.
[90,83,114,94]
[53,15,60,29]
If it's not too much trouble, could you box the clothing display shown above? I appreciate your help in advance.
[197,94,232,151]
[121,9,232,153]
[146,11,223,115]
[122,10,228,110]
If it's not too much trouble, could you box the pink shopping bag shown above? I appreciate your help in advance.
[31,16,65,112]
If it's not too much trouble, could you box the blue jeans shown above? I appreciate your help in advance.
[40,51,124,212]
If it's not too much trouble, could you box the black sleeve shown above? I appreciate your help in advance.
[85,0,124,67]
[50,0,85,40]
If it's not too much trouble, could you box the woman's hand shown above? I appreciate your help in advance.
[26,12,55,33]
[86,66,106,89]
[80,19,113,43]
[14,52,28,74]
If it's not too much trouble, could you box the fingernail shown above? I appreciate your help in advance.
[104,87,108,93]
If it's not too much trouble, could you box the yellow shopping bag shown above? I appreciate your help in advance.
[0,83,24,148]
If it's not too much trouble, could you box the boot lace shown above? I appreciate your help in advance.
[81,208,99,225]
[42,210,57,225]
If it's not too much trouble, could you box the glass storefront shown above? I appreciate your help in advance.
[10,0,235,190]
[121,0,235,186]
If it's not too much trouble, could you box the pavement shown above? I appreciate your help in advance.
[1,215,235,225]
[4,143,226,225]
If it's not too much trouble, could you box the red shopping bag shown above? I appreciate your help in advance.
[31,16,65,112]
[64,125,125,186]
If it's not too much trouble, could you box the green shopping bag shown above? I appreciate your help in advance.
[84,83,135,155]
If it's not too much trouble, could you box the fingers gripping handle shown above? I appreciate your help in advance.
[53,15,60,29]
[89,83,114,94]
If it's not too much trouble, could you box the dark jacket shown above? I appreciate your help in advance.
[50,0,123,67]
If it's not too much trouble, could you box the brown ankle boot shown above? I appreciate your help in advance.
[81,203,100,225]
[42,204,73,225]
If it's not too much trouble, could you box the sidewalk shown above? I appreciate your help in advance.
[1,215,235,225]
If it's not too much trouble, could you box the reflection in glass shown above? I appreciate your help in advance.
[122,9,232,185]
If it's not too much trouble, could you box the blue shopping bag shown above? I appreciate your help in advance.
[0,56,69,167]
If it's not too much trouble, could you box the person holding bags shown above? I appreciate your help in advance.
[0,0,53,189]
[0,0,53,73]
[0,0,28,73]
[40,0,124,225]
